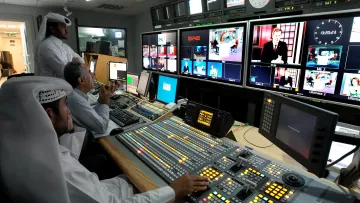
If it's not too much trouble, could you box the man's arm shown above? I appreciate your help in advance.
[40,46,69,77]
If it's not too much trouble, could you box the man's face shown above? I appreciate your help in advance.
[53,97,72,136]
[285,70,290,78]
[81,65,95,91]
[272,31,281,44]
[53,22,68,39]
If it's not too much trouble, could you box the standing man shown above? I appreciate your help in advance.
[261,28,288,64]
[35,12,84,78]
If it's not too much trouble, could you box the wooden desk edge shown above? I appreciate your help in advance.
[97,136,159,192]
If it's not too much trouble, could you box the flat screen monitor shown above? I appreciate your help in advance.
[109,62,127,80]
[175,2,187,17]
[226,0,245,8]
[157,75,178,104]
[259,93,338,177]
[246,12,360,107]
[90,60,97,73]
[137,71,151,97]
[180,23,246,85]
[189,0,203,15]
[207,0,221,11]
[127,73,139,95]
[142,31,177,74]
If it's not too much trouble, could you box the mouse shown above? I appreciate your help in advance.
[110,128,124,136]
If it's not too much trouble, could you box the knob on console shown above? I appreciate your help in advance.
[282,173,305,187]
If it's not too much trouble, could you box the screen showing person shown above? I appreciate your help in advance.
[207,62,223,78]
[181,60,192,74]
[109,62,127,80]
[143,45,149,57]
[193,61,206,75]
[157,58,167,71]
[143,57,150,69]
[194,46,207,60]
[150,46,157,58]
[207,0,221,11]
[189,0,203,15]
[157,75,178,104]
[150,58,158,69]
[350,17,360,42]
[276,103,317,159]
[224,63,241,82]
[226,0,245,8]
[158,46,167,57]
[167,46,177,58]
[252,22,305,65]
[303,70,338,94]
[340,73,360,98]
[274,68,301,88]
[167,59,177,72]
[344,46,360,70]
[306,45,342,69]
[208,27,243,62]
[249,65,272,85]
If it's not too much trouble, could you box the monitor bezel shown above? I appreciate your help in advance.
[108,61,127,81]
[245,9,360,109]
[156,74,179,104]
[141,29,179,75]
[126,73,140,95]
[137,71,152,97]
[179,20,248,86]
[259,93,338,177]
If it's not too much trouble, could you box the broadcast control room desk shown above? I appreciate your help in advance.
[96,119,360,199]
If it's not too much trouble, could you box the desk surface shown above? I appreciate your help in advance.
[97,118,359,196]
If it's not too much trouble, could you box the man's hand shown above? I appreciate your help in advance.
[170,174,209,200]
[98,84,116,105]
[72,57,82,63]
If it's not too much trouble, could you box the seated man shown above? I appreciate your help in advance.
[0,76,209,202]
[64,62,115,134]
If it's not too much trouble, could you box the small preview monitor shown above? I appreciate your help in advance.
[109,62,127,80]
[90,60,97,73]
[207,0,221,11]
[137,71,151,97]
[189,0,203,15]
[127,73,139,95]
[226,0,245,8]
[259,93,338,177]
[157,75,178,104]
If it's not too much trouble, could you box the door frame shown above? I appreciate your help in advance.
[0,13,36,73]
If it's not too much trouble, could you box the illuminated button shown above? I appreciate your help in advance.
[256,172,260,175]
[203,198,207,202]
[283,189,288,192]
[258,194,263,198]
[200,174,204,176]
[225,200,230,203]
[268,200,273,203]
[278,186,282,189]
[289,191,294,195]
[208,196,212,200]
[249,201,253,203]
[268,188,273,191]
[240,173,244,176]
[255,197,259,200]
[278,194,283,197]
[270,193,275,197]
[260,174,265,177]
[263,197,268,201]
[285,195,290,199]
[266,182,270,185]
[210,194,213,197]
[277,172,281,174]
[280,191,285,194]
[275,196,280,200]
[270,186,275,189]
[221,197,226,201]
[273,191,278,194]
[249,168,253,170]
[213,191,218,195]
[275,188,280,192]
[254,200,258,203]
[265,190,270,194]
[273,183,277,186]
[217,194,222,198]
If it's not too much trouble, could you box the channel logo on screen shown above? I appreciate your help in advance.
[188,36,200,41]
[163,83,171,91]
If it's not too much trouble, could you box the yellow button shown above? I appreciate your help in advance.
[255,197,259,200]
[266,182,270,185]
[265,190,270,194]
[289,191,294,194]
[249,168,253,170]
[275,196,280,200]
[275,188,280,191]
[225,200,230,203]
[268,188,273,191]
[268,200,273,203]
[254,200,258,203]
[208,197,212,200]
[249,201,253,203]
[283,189,288,192]
[278,186,282,189]
[280,191,285,194]
[270,193,275,196]
[256,172,260,175]
[273,191,278,194]
[258,194,263,198]
[278,194,283,197]
[273,183,277,186]
[217,194,221,198]
[271,186,275,189]
[285,195,290,199]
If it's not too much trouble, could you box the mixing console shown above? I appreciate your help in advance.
[116,116,356,203]
[130,101,169,121]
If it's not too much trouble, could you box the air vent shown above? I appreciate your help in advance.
[97,4,124,10]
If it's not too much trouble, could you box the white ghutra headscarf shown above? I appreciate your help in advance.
[0,76,72,202]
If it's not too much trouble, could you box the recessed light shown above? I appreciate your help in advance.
[7,25,16,28]
[86,0,91,1]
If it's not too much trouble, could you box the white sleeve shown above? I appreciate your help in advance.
[39,45,69,78]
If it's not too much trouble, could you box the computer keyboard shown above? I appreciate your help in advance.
[110,109,140,127]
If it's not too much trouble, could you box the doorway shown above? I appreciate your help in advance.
[0,20,30,86]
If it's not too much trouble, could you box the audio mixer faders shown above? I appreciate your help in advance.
[116,116,356,203]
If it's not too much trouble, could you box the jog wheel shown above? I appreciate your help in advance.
[282,173,305,187]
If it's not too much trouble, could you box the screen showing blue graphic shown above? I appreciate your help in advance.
[181,59,193,75]
[207,62,223,77]
[193,61,207,75]
[157,75,178,104]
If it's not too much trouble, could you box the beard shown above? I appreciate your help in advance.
[54,114,71,136]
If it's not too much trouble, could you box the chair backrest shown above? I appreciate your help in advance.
[7,73,34,80]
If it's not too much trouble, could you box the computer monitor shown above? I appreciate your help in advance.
[90,60,97,73]
[259,92,338,177]
[109,62,127,80]
[137,71,152,97]
[189,0,203,15]
[127,73,139,95]
[180,23,246,84]
[157,75,178,104]
[246,12,360,107]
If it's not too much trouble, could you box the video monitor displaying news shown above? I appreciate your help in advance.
[180,23,246,84]
[226,0,245,8]
[246,12,360,106]
[142,31,177,74]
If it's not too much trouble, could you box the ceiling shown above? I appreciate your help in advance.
[0,21,24,33]
[0,0,170,16]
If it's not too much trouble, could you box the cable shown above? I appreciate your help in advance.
[243,127,274,148]
[326,146,359,168]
